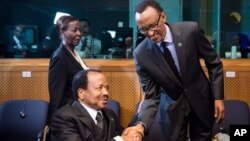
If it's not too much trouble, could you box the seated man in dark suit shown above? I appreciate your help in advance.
[50,69,142,141]
[7,24,29,58]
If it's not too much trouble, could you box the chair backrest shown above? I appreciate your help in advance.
[107,99,121,122]
[213,100,250,135]
[0,99,48,141]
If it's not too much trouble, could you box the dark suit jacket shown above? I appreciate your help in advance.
[48,44,84,120]
[133,22,224,131]
[50,101,121,141]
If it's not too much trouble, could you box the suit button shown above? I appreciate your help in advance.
[184,89,188,93]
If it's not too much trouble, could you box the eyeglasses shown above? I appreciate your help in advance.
[138,12,162,34]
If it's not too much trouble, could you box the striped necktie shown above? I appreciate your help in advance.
[96,112,104,130]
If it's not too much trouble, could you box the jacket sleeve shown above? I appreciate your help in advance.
[195,23,224,100]
[133,50,161,134]
[50,107,94,141]
[48,55,67,117]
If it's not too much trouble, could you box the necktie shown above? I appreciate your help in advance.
[96,112,104,130]
[161,42,181,80]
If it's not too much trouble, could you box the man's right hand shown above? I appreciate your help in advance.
[121,126,144,141]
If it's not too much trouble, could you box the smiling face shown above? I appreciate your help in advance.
[135,6,167,43]
[78,71,109,110]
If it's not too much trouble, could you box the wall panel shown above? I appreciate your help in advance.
[1,59,250,127]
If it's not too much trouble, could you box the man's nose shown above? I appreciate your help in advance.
[102,87,109,95]
[77,30,82,36]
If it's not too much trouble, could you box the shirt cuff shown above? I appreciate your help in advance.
[114,135,124,141]
[135,121,148,135]
[135,121,146,130]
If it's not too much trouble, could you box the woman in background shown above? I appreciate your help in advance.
[48,15,89,122]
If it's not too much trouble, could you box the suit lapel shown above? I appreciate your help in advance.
[146,39,182,87]
[102,109,116,139]
[169,24,186,83]
[61,45,83,69]
[73,101,116,139]
[73,101,97,136]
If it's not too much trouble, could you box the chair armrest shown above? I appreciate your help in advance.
[37,125,49,141]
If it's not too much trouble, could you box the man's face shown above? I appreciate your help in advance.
[135,6,166,43]
[125,37,132,47]
[80,21,90,35]
[79,72,109,110]
[14,26,25,38]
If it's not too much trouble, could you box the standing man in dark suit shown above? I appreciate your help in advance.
[129,1,225,141]
[48,15,89,122]
[50,69,142,141]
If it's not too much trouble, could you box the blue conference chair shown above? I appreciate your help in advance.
[106,99,124,132]
[213,100,250,135]
[107,99,121,122]
[0,99,48,141]
[107,99,121,124]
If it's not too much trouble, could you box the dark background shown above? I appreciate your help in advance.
[0,0,129,44]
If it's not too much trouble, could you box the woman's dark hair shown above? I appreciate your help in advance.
[56,15,79,32]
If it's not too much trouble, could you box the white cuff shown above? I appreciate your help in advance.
[114,135,124,141]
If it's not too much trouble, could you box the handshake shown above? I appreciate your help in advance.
[121,123,145,141]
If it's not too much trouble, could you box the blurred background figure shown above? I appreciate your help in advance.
[39,25,61,58]
[125,36,133,58]
[75,18,101,58]
[0,37,5,58]
[100,30,113,57]
[7,24,29,58]
[230,33,250,58]
[135,32,145,47]
[237,33,250,58]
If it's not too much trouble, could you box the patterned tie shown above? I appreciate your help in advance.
[161,41,181,81]
[96,112,104,130]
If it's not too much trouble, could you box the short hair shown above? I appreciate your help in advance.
[79,18,91,27]
[135,0,163,14]
[72,69,102,100]
[14,24,26,33]
[56,15,79,32]
[14,24,25,31]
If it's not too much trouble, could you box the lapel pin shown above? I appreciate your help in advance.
[178,42,182,47]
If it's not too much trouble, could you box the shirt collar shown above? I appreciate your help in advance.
[157,24,173,47]
[165,24,173,43]
[80,101,101,122]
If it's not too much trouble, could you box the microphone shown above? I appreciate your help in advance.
[20,100,27,119]
[20,111,26,119]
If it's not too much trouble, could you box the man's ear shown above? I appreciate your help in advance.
[77,88,85,99]
[162,12,167,22]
